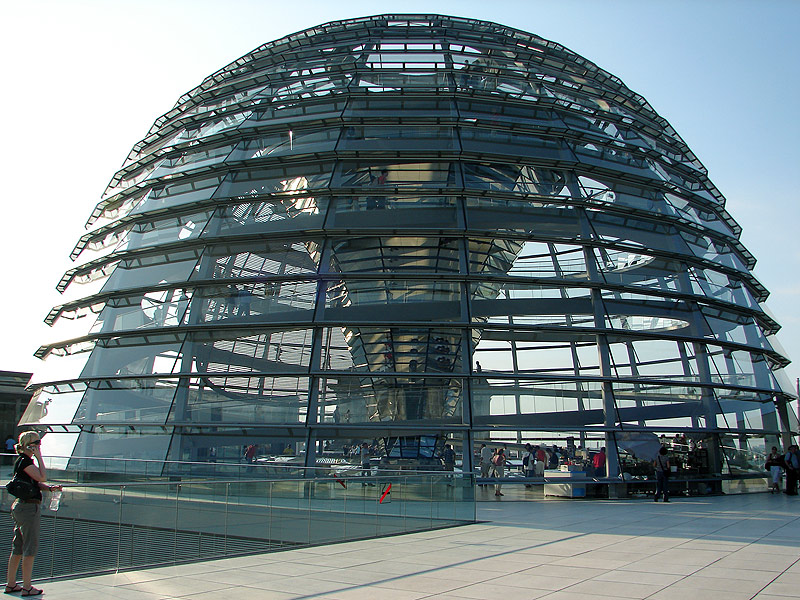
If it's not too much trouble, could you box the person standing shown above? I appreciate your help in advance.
[479,444,493,485]
[492,448,506,497]
[5,431,62,597]
[534,445,546,477]
[244,444,258,463]
[654,446,670,502]
[784,445,800,496]
[549,445,560,470]
[442,444,456,485]
[593,447,607,478]
[4,436,15,466]
[442,444,456,470]
[360,442,374,486]
[765,446,784,494]
[523,444,535,485]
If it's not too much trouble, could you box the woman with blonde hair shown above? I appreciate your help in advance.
[4,431,61,596]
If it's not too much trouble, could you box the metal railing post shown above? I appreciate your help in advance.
[116,486,124,573]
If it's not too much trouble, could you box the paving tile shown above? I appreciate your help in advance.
[675,575,766,594]
[117,577,230,597]
[534,591,636,600]
[759,581,800,596]
[182,589,298,600]
[646,587,756,600]
[371,575,468,594]
[591,570,684,586]
[312,587,430,600]
[693,565,777,583]
[562,579,659,598]
[773,571,800,584]
[450,582,555,600]
[615,560,702,576]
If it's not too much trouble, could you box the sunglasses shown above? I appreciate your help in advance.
[29,441,41,446]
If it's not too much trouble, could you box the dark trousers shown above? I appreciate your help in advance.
[655,470,669,501]
[786,469,798,495]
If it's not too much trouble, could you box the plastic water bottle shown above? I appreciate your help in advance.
[48,491,62,512]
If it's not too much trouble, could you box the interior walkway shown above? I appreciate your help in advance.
[36,493,800,599]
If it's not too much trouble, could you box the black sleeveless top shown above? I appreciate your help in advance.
[13,455,42,501]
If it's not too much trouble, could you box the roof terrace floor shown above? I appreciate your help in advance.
[39,492,800,600]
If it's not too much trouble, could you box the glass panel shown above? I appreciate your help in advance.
[456,99,563,127]
[461,128,574,161]
[215,162,333,198]
[317,376,462,424]
[702,309,775,353]
[190,281,317,325]
[707,345,777,390]
[130,175,224,215]
[327,195,459,229]
[102,251,200,293]
[354,71,453,91]
[338,126,456,151]
[91,288,193,333]
[188,328,314,375]
[19,385,84,425]
[165,432,308,465]
[470,283,592,328]
[607,339,699,381]
[472,328,594,376]
[196,240,320,279]
[228,128,338,160]
[210,196,327,235]
[588,211,689,255]
[27,351,95,387]
[463,163,566,194]
[166,376,311,425]
[72,379,177,424]
[69,427,172,466]
[679,230,749,273]
[329,236,460,273]
[319,326,465,375]
[465,198,582,237]
[335,161,458,188]
[324,279,462,322]
[149,143,236,179]
[471,378,604,425]
[613,381,705,427]
[244,98,346,126]
[345,97,455,117]
[80,339,184,378]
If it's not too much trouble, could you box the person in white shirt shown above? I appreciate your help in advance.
[479,444,493,485]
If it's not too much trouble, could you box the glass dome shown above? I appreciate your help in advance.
[24,15,795,485]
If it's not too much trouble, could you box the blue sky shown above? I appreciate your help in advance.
[1,0,798,390]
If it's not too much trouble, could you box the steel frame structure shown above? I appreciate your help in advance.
[23,15,795,481]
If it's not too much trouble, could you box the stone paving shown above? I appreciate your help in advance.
[33,493,800,599]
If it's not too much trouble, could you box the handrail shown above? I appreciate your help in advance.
[44,454,449,477]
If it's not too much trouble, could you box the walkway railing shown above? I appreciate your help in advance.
[0,472,475,580]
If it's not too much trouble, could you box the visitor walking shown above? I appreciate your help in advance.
[783,445,800,496]
[765,446,784,494]
[360,443,374,486]
[492,448,506,497]
[479,444,492,485]
[654,446,670,502]
[5,431,62,597]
